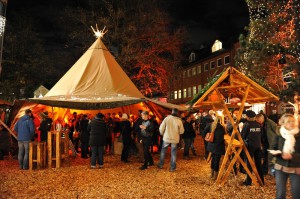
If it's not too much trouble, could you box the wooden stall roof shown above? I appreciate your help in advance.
[193,67,279,108]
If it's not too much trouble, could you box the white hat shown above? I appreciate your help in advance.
[121,113,128,120]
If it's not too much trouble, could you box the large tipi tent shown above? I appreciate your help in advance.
[30,38,146,109]
[16,36,185,121]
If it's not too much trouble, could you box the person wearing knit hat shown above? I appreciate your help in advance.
[241,110,264,186]
[38,111,53,142]
[245,110,256,118]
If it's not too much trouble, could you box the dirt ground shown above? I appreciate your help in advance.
[0,136,290,199]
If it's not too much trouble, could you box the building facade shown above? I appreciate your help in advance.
[168,40,239,104]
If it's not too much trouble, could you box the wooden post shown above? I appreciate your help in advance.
[29,141,46,170]
[43,141,46,168]
[56,131,61,168]
[37,143,41,169]
[0,119,17,139]
[29,142,33,170]
[47,131,52,168]
[48,131,68,168]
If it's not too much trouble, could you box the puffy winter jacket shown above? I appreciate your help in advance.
[88,117,108,146]
[159,115,184,144]
[14,115,35,141]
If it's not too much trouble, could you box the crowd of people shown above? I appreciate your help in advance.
[6,106,300,198]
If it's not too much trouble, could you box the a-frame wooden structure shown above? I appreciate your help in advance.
[193,67,279,186]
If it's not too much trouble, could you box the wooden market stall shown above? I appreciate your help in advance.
[192,67,279,186]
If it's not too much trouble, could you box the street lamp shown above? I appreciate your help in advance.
[0,0,7,77]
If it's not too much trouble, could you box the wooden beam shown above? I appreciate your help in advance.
[230,67,279,101]
[229,67,233,86]
[193,68,231,106]
[215,86,263,186]
[217,85,248,90]
[219,147,243,185]
[0,119,17,140]
[247,97,275,102]
[214,89,238,183]
[236,85,250,121]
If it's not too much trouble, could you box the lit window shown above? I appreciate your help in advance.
[210,61,215,69]
[188,87,192,97]
[170,92,174,99]
[187,69,191,77]
[178,90,182,99]
[224,55,230,65]
[189,52,196,63]
[217,58,222,67]
[193,86,197,96]
[192,67,196,76]
[183,88,187,98]
[204,63,209,71]
[174,91,177,99]
[212,40,222,53]
[197,65,201,74]
[183,71,186,78]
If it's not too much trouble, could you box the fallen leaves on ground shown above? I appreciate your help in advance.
[0,137,291,199]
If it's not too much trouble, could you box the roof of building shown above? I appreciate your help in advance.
[190,67,279,108]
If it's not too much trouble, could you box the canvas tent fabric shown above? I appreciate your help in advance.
[0,99,12,106]
[29,38,145,109]
[9,37,186,133]
[28,37,186,112]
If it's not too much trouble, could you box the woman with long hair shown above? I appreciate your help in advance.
[206,116,225,180]
[270,113,300,199]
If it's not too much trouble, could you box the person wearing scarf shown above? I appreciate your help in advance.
[270,113,300,199]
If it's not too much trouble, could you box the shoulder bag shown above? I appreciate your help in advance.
[205,126,215,143]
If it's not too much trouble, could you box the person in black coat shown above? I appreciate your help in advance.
[79,114,90,159]
[38,111,53,142]
[88,113,108,169]
[201,112,215,159]
[241,110,264,186]
[183,113,196,159]
[206,116,225,180]
[0,125,10,160]
[120,113,132,163]
[133,110,144,162]
[139,111,154,170]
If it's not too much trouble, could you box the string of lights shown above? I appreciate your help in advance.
[236,0,300,91]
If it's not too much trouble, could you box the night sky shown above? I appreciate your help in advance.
[6,0,249,50]
[170,0,249,47]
